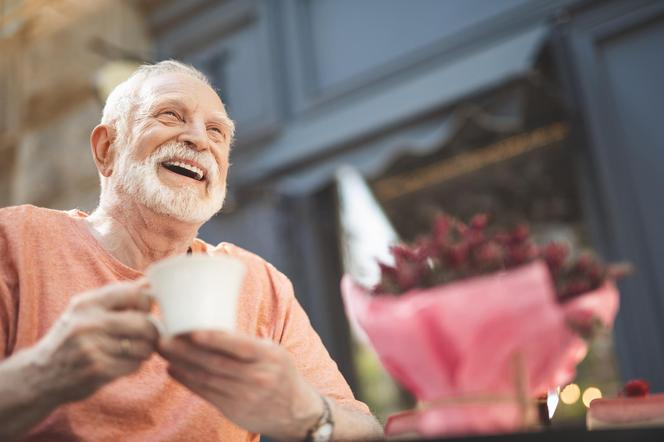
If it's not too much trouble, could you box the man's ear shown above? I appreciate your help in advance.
[90,124,117,177]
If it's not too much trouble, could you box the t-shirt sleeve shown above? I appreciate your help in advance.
[0,278,15,359]
[268,266,371,415]
[0,225,18,359]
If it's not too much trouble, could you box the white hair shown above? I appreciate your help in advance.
[101,60,233,145]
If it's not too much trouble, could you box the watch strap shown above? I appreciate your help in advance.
[304,394,334,442]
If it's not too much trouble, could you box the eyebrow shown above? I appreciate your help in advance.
[145,97,185,114]
[208,112,235,134]
[145,96,235,136]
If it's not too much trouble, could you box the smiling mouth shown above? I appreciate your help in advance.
[162,161,205,181]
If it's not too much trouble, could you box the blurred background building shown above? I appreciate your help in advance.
[1,0,663,426]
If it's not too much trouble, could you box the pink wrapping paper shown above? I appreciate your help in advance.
[563,281,619,330]
[341,261,620,437]
[553,282,620,386]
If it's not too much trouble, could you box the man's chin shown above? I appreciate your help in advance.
[114,176,225,224]
[123,188,209,222]
[153,200,223,224]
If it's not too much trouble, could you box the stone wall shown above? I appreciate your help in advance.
[0,0,154,211]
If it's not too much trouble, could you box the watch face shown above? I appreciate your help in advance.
[313,423,334,442]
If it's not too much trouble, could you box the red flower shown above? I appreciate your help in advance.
[372,212,629,303]
[433,215,452,244]
[622,379,650,397]
[390,244,417,263]
[507,243,538,267]
[542,243,569,271]
[445,243,469,269]
[474,241,503,270]
[396,261,424,292]
[510,224,530,243]
[470,213,489,230]
[412,239,436,263]
[559,280,592,301]
[494,232,511,245]
[573,253,594,273]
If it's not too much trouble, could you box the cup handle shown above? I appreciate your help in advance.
[147,314,167,337]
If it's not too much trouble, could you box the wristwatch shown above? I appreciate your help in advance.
[304,394,334,442]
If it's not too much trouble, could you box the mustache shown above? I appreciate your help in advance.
[148,142,219,179]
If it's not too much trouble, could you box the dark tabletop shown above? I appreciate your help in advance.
[394,427,664,442]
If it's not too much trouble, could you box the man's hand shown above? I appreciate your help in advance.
[0,281,160,439]
[27,281,160,404]
[159,331,323,441]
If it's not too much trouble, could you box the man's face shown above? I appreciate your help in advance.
[111,72,233,224]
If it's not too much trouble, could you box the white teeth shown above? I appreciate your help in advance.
[164,161,204,180]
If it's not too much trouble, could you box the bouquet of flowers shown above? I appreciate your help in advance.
[341,214,628,437]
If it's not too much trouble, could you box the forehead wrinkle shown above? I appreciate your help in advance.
[143,94,187,115]
[144,93,229,120]
[131,77,234,140]
[147,93,233,132]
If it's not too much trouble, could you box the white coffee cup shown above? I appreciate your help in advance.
[146,254,246,336]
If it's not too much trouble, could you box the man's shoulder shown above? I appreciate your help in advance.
[203,241,275,270]
[0,204,75,231]
[197,240,292,287]
[0,205,78,267]
[0,204,72,220]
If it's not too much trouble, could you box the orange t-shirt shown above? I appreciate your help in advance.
[0,205,369,441]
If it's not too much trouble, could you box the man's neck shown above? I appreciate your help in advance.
[86,196,201,272]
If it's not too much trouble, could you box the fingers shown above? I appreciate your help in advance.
[75,281,153,312]
[90,346,146,381]
[116,338,155,361]
[91,334,155,362]
[159,336,246,381]
[60,336,150,398]
[167,362,234,400]
[101,310,160,342]
[186,331,266,362]
[160,333,295,403]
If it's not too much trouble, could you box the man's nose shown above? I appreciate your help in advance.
[178,119,208,151]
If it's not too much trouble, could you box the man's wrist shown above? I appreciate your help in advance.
[11,346,59,408]
[304,394,334,442]
[291,385,325,441]
[0,347,62,439]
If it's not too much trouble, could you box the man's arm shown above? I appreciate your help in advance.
[0,347,61,439]
[326,398,383,441]
[159,331,383,441]
[0,282,158,440]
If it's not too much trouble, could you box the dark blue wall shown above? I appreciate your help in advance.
[554,0,664,390]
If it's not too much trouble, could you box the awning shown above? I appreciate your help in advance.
[234,24,551,195]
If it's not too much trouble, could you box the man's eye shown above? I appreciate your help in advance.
[161,111,180,119]
[208,127,223,135]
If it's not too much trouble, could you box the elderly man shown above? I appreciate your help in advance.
[0,61,382,441]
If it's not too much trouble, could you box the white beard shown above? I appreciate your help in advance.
[112,141,226,224]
